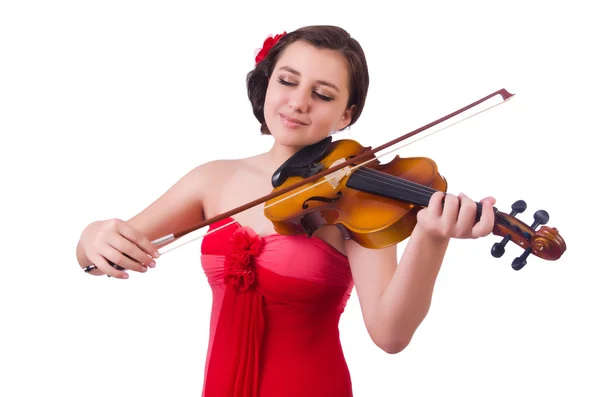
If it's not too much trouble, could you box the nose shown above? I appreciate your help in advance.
[288,87,310,113]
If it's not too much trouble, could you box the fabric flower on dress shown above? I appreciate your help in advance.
[223,226,264,291]
[254,32,287,64]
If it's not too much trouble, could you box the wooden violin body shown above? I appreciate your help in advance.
[264,137,566,270]
[265,137,447,248]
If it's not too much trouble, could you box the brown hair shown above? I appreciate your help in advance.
[246,25,370,135]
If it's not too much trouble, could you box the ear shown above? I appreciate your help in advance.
[337,104,355,131]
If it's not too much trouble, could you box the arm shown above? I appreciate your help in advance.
[347,192,496,354]
[346,224,449,354]
[76,160,223,277]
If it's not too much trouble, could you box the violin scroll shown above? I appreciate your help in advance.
[490,200,566,270]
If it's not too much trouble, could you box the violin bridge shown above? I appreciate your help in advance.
[324,158,351,189]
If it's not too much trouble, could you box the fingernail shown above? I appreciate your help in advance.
[141,266,148,272]
[154,251,160,258]
[148,261,156,268]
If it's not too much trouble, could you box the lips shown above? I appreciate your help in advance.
[280,113,307,126]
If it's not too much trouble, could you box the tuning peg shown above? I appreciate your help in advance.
[509,209,548,270]
[510,200,527,215]
[530,209,549,230]
[490,200,527,258]
[512,247,532,271]
[491,235,510,258]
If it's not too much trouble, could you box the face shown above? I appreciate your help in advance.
[263,40,354,148]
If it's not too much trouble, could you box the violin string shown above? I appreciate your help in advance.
[157,98,505,256]
[360,168,439,196]
[359,167,438,195]
[352,168,486,216]
[355,169,435,194]
[351,168,436,206]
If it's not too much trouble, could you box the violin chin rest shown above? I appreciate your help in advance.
[271,136,332,187]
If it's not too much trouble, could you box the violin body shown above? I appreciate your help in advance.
[264,138,448,248]
[264,137,566,270]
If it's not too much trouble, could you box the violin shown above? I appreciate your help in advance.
[264,135,565,270]
[84,88,566,275]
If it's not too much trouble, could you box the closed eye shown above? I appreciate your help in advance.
[278,78,294,86]
[277,78,333,102]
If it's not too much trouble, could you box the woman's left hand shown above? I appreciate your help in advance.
[416,191,496,241]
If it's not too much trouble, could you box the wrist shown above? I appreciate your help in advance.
[412,222,451,247]
[76,221,103,270]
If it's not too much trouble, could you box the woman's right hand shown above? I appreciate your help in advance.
[80,219,160,279]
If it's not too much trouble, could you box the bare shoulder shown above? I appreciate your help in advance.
[201,155,269,220]
[125,158,239,243]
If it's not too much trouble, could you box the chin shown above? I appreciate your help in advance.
[266,118,329,148]
[271,133,309,148]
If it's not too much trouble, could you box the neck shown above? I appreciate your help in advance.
[345,167,493,222]
[264,142,304,171]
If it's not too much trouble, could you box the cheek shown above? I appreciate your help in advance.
[264,85,282,114]
[314,107,342,128]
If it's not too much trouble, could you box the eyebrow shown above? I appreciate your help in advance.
[278,65,340,92]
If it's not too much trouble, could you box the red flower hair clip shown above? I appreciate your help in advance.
[254,32,287,64]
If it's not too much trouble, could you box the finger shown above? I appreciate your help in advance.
[456,193,477,236]
[472,197,496,237]
[103,244,148,273]
[89,252,129,279]
[118,223,160,259]
[107,233,155,267]
[480,196,496,206]
[427,191,445,217]
[441,193,460,225]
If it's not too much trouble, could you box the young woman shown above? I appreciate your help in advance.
[76,25,495,396]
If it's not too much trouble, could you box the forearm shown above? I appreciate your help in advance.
[374,223,450,352]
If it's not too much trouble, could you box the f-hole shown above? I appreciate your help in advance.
[302,191,343,209]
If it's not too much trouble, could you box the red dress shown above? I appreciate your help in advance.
[200,216,355,396]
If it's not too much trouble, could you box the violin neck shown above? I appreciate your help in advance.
[345,167,489,221]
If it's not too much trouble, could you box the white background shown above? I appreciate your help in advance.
[1,1,598,396]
